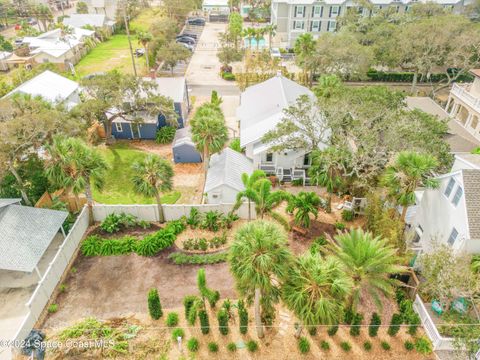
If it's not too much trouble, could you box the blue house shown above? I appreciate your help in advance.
[172,127,202,163]
[111,77,190,140]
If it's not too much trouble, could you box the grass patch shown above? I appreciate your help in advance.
[75,35,146,77]
[93,143,180,205]
[130,8,166,33]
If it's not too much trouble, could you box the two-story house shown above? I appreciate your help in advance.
[237,73,329,183]
[411,154,480,256]
[445,69,480,144]
[271,0,472,48]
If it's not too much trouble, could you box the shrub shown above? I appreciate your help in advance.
[369,312,381,337]
[395,288,406,305]
[344,307,354,324]
[388,313,403,336]
[342,210,354,222]
[350,313,363,337]
[100,213,122,233]
[217,308,229,335]
[166,312,179,327]
[183,295,197,322]
[292,178,303,186]
[335,222,346,231]
[320,340,330,350]
[169,252,228,265]
[238,300,248,334]
[363,341,372,351]
[222,72,235,81]
[148,288,162,320]
[81,235,102,256]
[404,340,414,351]
[48,304,58,313]
[414,336,433,355]
[197,268,220,307]
[229,138,243,153]
[340,341,351,352]
[298,337,310,353]
[246,340,258,352]
[156,126,176,144]
[381,341,391,351]
[308,326,317,336]
[187,337,199,352]
[407,313,420,335]
[227,342,237,352]
[171,328,184,340]
[186,208,201,228]
[327,325,338,336]
[201,211,221,231]
[198,309,210,335]
[59,284,67,293]
[208,342,219,353]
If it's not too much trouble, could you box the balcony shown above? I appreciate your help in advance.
[451,83,480,114]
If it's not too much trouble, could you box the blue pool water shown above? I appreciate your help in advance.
[244,37,266,48]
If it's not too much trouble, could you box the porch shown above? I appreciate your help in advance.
[258,163,309,185]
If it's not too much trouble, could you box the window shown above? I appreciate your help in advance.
[266,153,273,162]
[447,227,459,246]
[294,5,305,17]
[327,21,336,32]
[293,20,305,30]
[312,5,322,17]
[310,20,321,32]
[405,5,411,12]
[303,153,311,166]
[452,186,463,206]
[470,116,478,130]
[115,122,123,132]
[330,6,340,17]
[357,6,364,15]
[444,178,455,197]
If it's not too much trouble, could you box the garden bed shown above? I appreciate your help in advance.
[87,222,162,239]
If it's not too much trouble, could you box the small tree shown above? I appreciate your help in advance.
[76,1,88,13]
[388,313,403,336]
[369,313,381,337]
[238,300,249,334]
[183,295,197,321]
[197,268,220,307]
[286,191,321,228]
[350,313,363,337]
[198,309,210,334]
[137,31,153,70]
[217,308,229,335]
[148,288,162,319]
[156,41,191,75]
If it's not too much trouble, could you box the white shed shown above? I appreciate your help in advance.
[204,148,253,204]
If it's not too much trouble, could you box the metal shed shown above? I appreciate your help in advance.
[172,127,202,163]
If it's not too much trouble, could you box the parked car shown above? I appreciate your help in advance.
[176,37,195,46]
[178,32,198,40]
[187,17,205,26]
[176,35,196,44]
[14,38,24,46]
[179,42,194,52]
[14,24,22,30]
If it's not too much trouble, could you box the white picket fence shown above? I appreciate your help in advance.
[413,294,456,350]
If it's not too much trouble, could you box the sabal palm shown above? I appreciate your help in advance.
[234,170,266,221]
[229,221,293,338]
[294,33,315,84]
[253,178,290,224]
[282,254,353,336]
[242,27,256,49]
[45,136,108,223]
[265,24,277,50]
[254,27,265,51]
[381,151,439,222]
[330,229,407,310]
[286,191,320,228]
[131,154,173,223]
[137,31,153,70]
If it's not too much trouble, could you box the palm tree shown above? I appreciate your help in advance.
[45,136,108,223]
[330,228,407,310]
[190,103,228,174]
[234,170,266,221]
[242,27,256,49]
[282,254,353,337]
[381,151,439,222]
[131,154,174,223]
[137,31,153,71]
[314,74,343,99]
[294,33,316,85]
[286,191,320,228]
[253,179,290,226]
[265,24,277,50]
[229,221,293,338]
[254,27,266,52]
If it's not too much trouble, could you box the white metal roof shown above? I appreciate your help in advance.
[204,148,253,193]
[143,77,186,103]
[0,203,67,272]
[0,198,21,209]
[272,0,463,4]
[63,13,107,28]
[173,127,196,148]
[237,74,313,147]
[6,70,79,104]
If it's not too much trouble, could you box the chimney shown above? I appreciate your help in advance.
[150,69,156,80]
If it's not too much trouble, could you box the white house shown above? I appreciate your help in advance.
[63,13,115,31]
[411,154,480,255]
[4,70,81,109]
[204,148,253,204]
[85,0,118,20]
[237,73,328,183]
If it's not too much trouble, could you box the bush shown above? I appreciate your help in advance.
[327,325,338,336]
[246,340,258,352]
[183,295,197,323]
[365,69,473,83]
[198,309,210,334]
[166,312,179,327]
[208,342,219,353]
[335,222,346,231]
[169,252,228,265]
[388,313,403,336]
[342,210,354,222]
[381,341,391,351]
[298,337,310,353]
[197,268,220,307]
[48,304,58,313]
[340,341,351,352]
[320,340,330,350]
[238,300,248,334]
[217,308,229,335]
[292,178,304,186]
[414,336,433,355]
[407,313,420,335]
[81,235,102,256]
[187,337,199,352]
[156,126,176,144]
[148,288,162,320]
[369,312,381,337]
[404,340,414,351]
[308,326,317,336]
[201,210,221,231]
[350,313,363,337]
[186,208,201,228]
[395,288,406,305]
[344,307,354,324]
[171,328,184,340]
[229,138,243,153]
[100,213,138,233]
[363,341,372,351]
[222,72,236,81]
[227,342,237,352]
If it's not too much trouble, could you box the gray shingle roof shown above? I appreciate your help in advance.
[204,148,253,193]
[173,127,195,148]
[0,204,68,272]
[463,169,480,239]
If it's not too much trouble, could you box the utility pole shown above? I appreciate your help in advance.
[123,4,137,77]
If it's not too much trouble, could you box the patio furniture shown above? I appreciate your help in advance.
[452,298,468,314]
[432,300,443,315]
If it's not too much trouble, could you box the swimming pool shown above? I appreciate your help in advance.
[244,37,266,49]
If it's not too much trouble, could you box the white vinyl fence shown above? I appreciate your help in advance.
[92,203,256,222]
[413,294,456,350]
[13,207,90,344]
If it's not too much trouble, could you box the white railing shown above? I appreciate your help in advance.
[452,83,480,114]
[413,295,456,351]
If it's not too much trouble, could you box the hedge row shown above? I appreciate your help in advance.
[168,252,228,265]
[365,69,474,83]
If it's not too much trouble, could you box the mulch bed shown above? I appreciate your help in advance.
[86,223,163,239]
[288,220,336,255]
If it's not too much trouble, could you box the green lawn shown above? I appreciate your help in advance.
[75,35,147,77]
[130,8,165,33]
[93,143,180,205]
